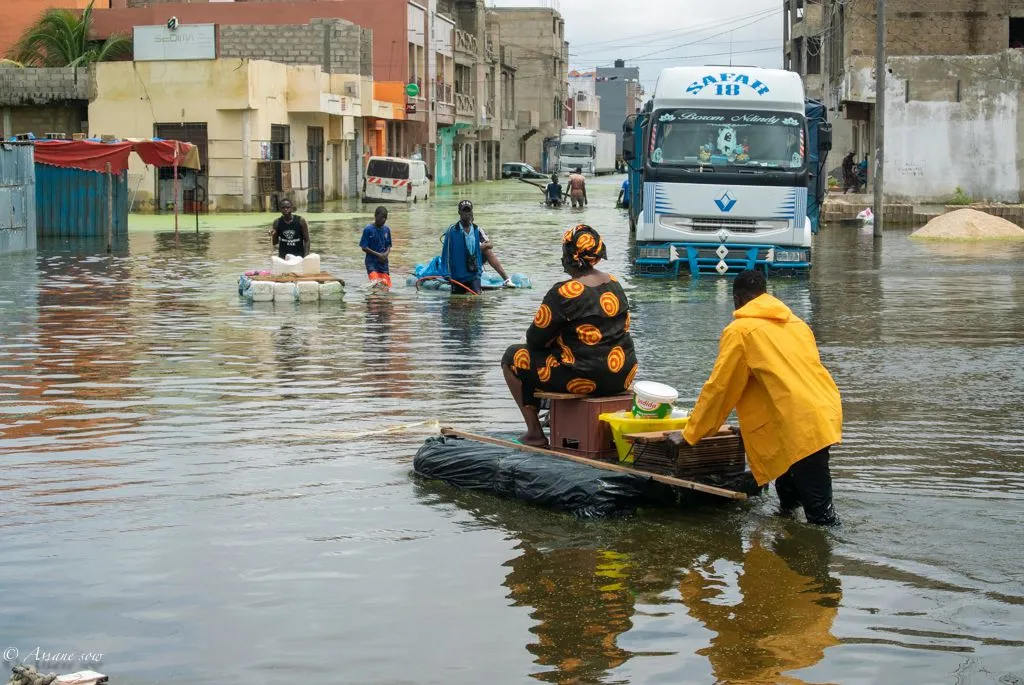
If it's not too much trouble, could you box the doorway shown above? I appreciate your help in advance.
[154,122,208,213]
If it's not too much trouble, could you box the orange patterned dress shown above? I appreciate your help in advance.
[502,276,638,407]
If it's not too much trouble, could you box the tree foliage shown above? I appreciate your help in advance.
[7,0,131,68]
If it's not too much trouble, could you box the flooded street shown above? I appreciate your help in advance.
[2,175,1023,684]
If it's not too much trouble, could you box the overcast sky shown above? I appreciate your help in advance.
[487,0,783,92]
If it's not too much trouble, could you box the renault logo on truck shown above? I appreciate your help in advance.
[714,191,737,213]
[686,73,770,97]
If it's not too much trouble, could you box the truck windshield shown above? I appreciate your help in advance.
[560,142,594,157]
[650,109,805,170]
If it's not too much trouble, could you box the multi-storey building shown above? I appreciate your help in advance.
[490,6,568,171]
[567,70,600,130]
[596,59,640,152]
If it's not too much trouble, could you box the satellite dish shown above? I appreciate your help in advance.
[167,16,179,31]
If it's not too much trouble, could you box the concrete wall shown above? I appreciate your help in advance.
[220,19,368,75]
[5,105,87,138]
[839,0,1008,60]
[0,66,92,139]
[0,66,92,106]
[884,52,1024,203]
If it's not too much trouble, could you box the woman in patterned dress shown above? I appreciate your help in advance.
[501,224,638,447]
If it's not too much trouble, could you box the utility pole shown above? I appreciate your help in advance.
[873,0,885,238]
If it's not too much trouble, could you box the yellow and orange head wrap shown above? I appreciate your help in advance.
[561,224,607,270]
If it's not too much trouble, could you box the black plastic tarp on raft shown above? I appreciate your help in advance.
[413,435,761,518]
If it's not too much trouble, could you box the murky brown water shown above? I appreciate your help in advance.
[2,176,1023,684]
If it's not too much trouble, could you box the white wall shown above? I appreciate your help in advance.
[884,53,1024,203]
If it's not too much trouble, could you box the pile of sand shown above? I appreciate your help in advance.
[911,208,1024,240]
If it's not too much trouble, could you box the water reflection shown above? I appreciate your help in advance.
[681,526,840,685]
[0,251,147,456]
[153,229,212,256]
[422,483,842,685]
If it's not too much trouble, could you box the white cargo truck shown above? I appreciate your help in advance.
[558,128,616,175]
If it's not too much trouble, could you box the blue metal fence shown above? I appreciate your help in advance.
[35,163,128,238]
[0,143,37,254]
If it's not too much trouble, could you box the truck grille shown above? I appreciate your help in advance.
[690,217,758,233]
[692,246,771,261]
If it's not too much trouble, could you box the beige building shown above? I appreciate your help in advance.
[90,59,396,211]
[490,6,568,169]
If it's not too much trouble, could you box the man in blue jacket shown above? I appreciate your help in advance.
[441,199,513,294]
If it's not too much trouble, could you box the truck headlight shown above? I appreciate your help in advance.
[637,245,672,260]
[774,248,808,263]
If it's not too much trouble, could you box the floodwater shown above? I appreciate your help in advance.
[1,176,1023,685]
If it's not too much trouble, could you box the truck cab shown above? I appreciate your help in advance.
[624,67,831,277]
[558,128,616,175]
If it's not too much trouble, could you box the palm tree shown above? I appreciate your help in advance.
[7,0,131,68]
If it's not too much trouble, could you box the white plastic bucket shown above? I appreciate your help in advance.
[632,380,679,418]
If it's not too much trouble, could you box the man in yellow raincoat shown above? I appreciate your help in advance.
[682,270,842,525]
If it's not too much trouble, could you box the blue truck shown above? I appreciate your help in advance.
[623,66,832,277]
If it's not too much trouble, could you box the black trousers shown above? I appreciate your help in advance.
[775,447,841,526]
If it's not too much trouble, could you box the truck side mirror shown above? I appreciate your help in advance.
[622,114,637,161]
[818,122,833,152]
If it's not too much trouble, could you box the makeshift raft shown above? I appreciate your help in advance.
[405,256,532,293]
[414,392,763,517]
[238,272,345,303]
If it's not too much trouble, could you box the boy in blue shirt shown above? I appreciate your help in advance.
[359,206,392,288]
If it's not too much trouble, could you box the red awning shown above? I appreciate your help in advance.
[32,140,200,174]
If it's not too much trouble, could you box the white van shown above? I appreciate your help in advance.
[362,156,430,204]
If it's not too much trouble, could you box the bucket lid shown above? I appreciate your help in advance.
[633,380,679,403]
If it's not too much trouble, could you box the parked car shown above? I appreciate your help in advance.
[502,162,546,179]
[362,156,430,203]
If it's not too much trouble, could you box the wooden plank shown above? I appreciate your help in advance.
[439,427,747,501]
[535,391,588,400]
[626,427,736,441]
[536,391,633,402]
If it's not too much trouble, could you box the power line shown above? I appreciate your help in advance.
[567,6,779,53]
[623,9,783,62]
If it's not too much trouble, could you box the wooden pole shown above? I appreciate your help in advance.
[105,161,113,253]
[173,141,180,236]
[873,0,886,238]
[440,427,747,500]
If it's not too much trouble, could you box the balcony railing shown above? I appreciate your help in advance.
[455,29,478,55]
[437,101,456,122]
[456,92,476,117]
[437,82,453,103]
